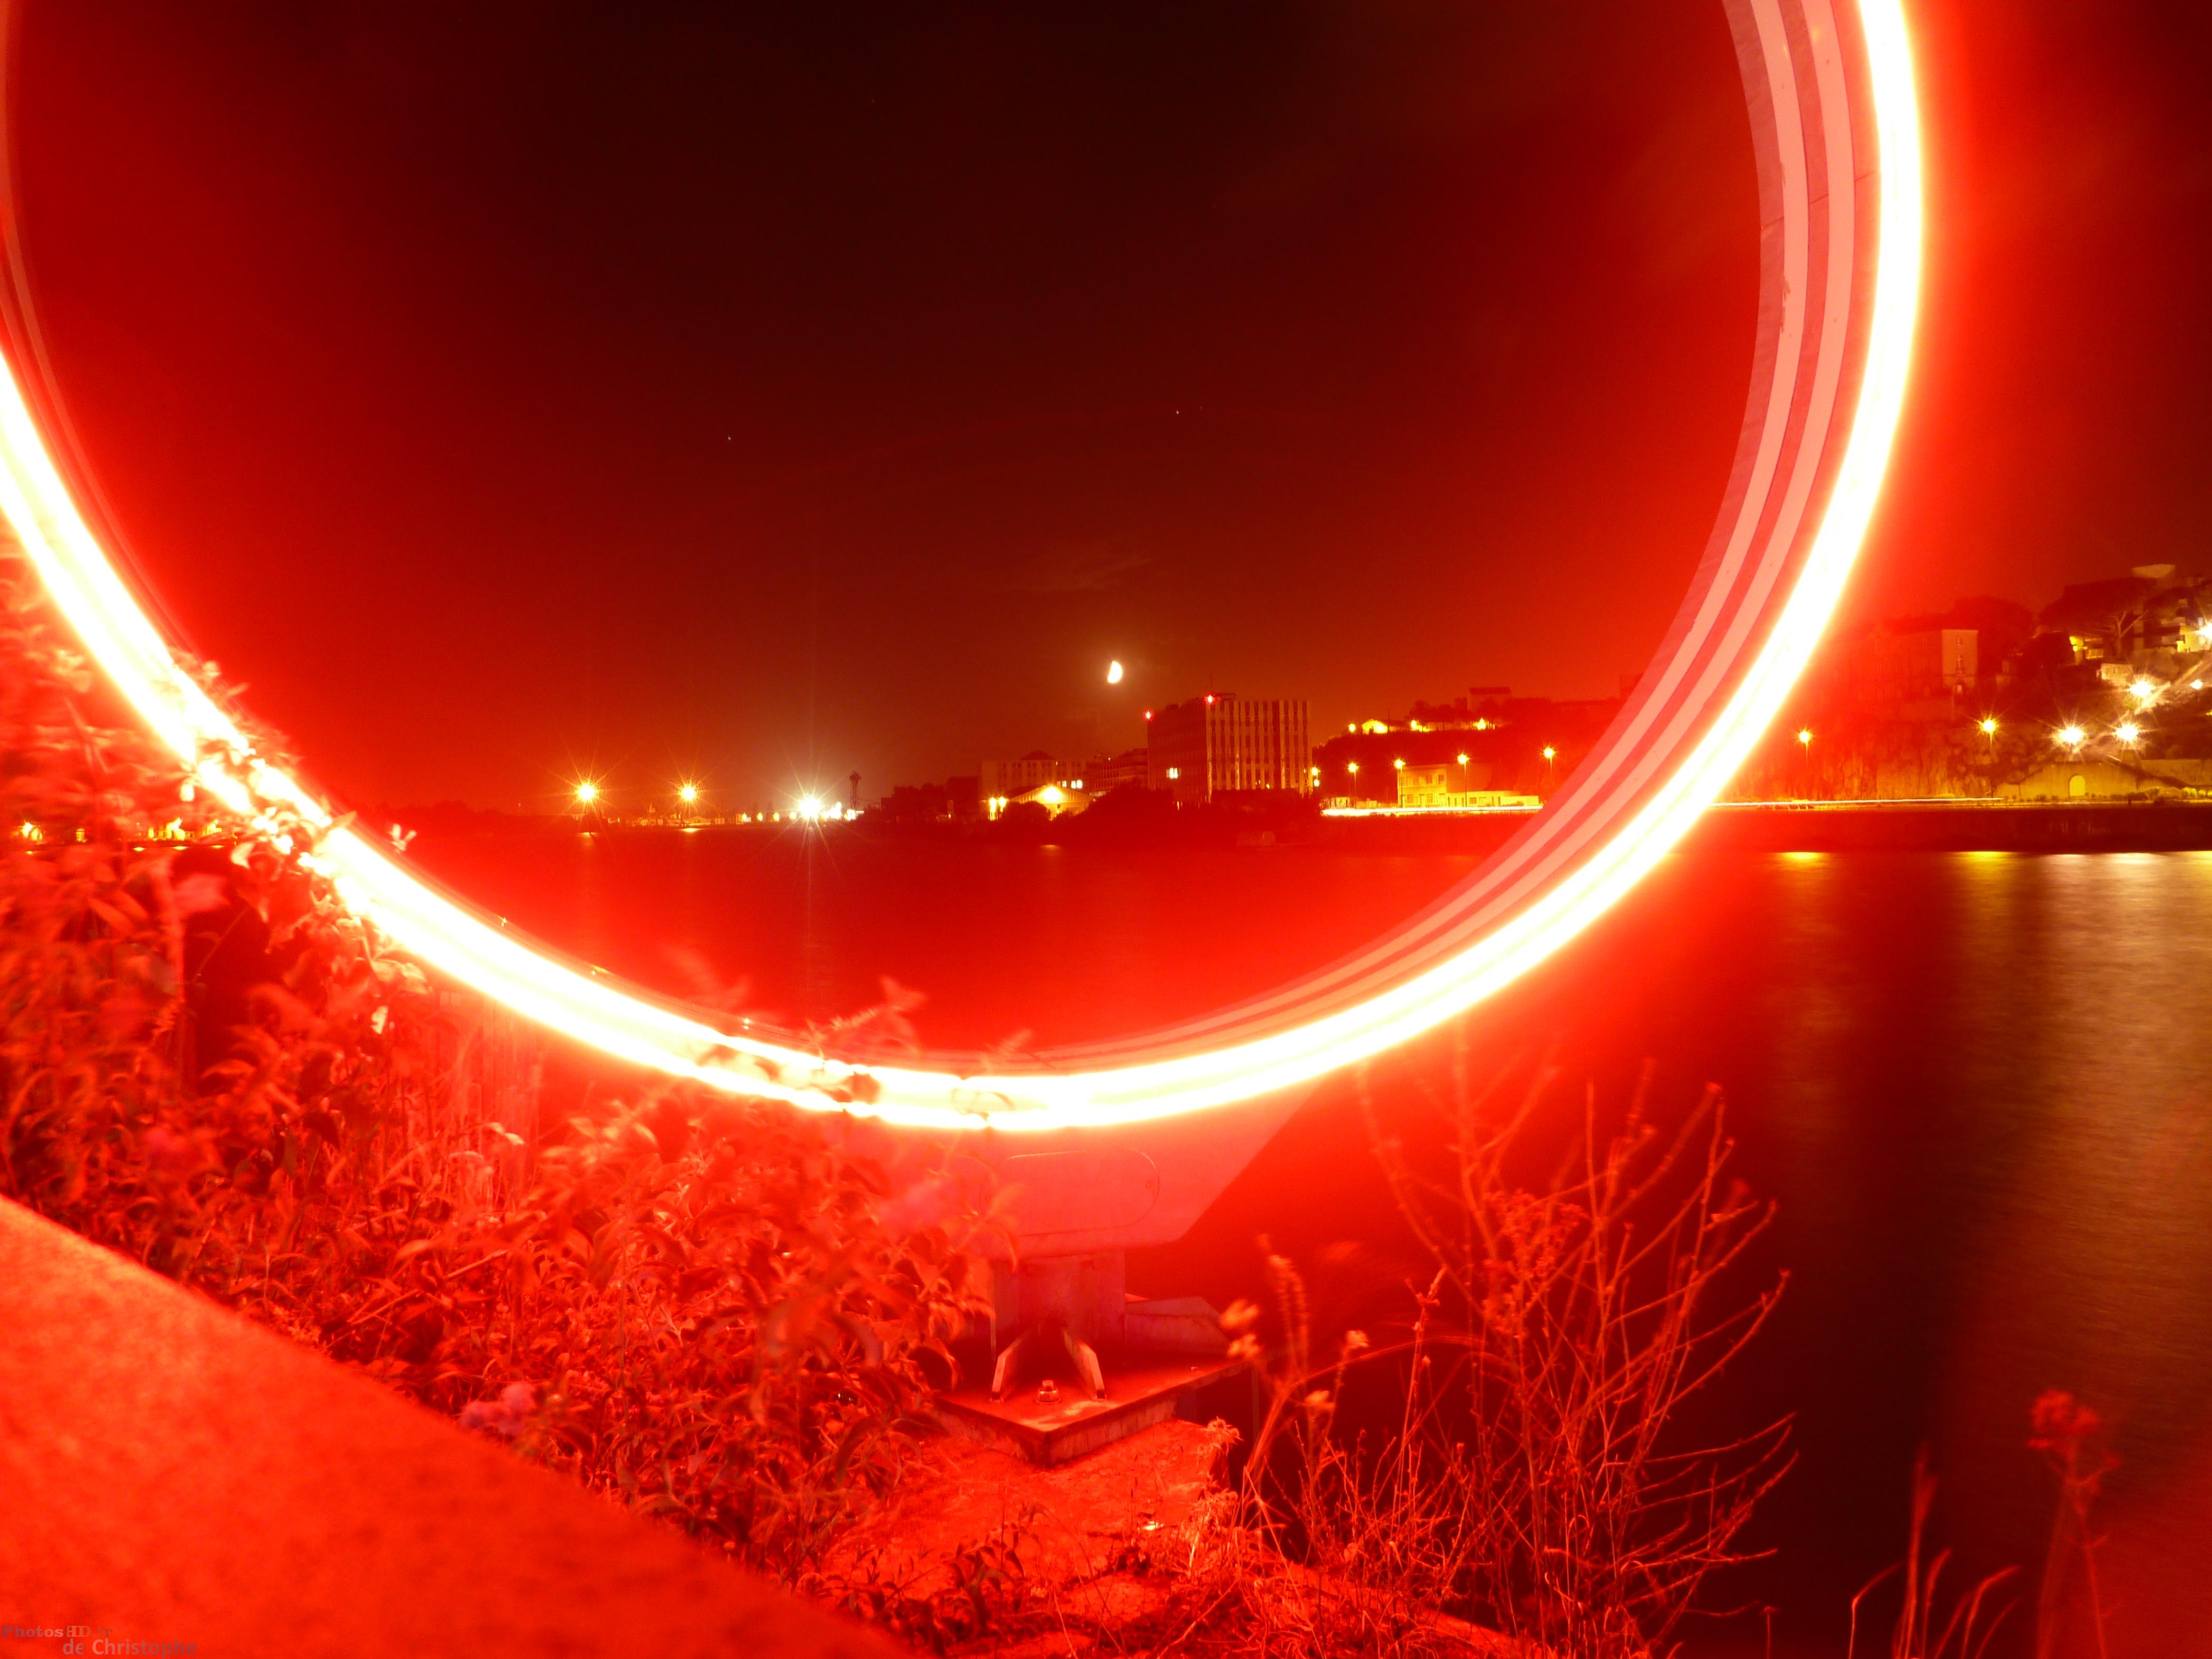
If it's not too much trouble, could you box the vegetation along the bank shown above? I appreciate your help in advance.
[0,557,2124,1655]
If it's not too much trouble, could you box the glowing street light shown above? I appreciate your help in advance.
[1456,752,1470,766]
[1796,728,1813,747]
[1347,762,1359,776]
[2117,722,2141,746]
[1542,745,1557,762]
[2058,725,2086,750]
[1393,757,1405,770]
[677,783,699,806]
[796,795,824,822]
[2129,676,2158,703]
[574,781,600,807]
[1106,659,1124,685]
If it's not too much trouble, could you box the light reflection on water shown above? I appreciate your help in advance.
[411,832,2212,1648]
[1163,847,2212,1653]
[1736,852,2212,1648]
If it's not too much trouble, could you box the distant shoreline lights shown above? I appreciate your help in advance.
[0,0,1922,1129]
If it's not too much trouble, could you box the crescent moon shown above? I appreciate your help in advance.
[0,0,1921,1135]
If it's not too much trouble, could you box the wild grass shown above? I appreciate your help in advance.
[0,563,990,1582]
[1847,1454,2016,1659]
[1144,1048,1792,1658]
[0,553,2132,1653]
[2028,1390,2115,1659]
[2,563,1792,1643]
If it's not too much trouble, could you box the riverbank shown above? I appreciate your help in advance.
[1698,799,2212,852]
[385,797,2212,860]
[1068,798,2212,856]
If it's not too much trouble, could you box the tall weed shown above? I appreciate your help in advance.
[0,561,989,1580]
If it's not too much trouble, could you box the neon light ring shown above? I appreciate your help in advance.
[0,0,1919,1258]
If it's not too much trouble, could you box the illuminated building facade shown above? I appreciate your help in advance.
[1146,694,1310,806]
[979,750,1070,807]
[1079,747,1149,795]
[1396,763,1538,812]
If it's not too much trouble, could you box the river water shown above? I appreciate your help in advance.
[410,827,2212,1652]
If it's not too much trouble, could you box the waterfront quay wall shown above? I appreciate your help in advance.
[1310,802,2212,856]
[1694,801,2212,853]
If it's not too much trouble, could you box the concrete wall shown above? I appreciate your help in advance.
[2000,757,2212,801]
[0,1201,894,1659]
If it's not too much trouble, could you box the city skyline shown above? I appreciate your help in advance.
[12,2,2212,811]
[430,543,2208,820]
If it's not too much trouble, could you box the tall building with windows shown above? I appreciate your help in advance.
[1146,693,1311,805]
[979,750,1069,807]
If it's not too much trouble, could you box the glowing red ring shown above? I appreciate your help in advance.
[0,0,1920,1133]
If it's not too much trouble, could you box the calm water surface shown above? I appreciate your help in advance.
[412,830,2212,1652]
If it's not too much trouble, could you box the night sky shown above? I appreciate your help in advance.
[12,2,2212,812]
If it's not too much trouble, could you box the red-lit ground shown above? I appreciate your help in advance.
[0,1199,892,1659]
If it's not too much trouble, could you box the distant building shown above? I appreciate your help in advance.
[1079,747,1149,795]
[2035,568,2210,670]
[1396,763,1538,812]
[1147,694,1310,806]
[1847,623,1977,707]
[1315,688,1619,806]
[878,781,955,823]
[995,781,1090,821]
[980,750,1070,808]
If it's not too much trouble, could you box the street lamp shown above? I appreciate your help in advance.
[2117,721,2141,746]
[677,782,699,807]
[2058,724,2086,751]
[574,781,599,807]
